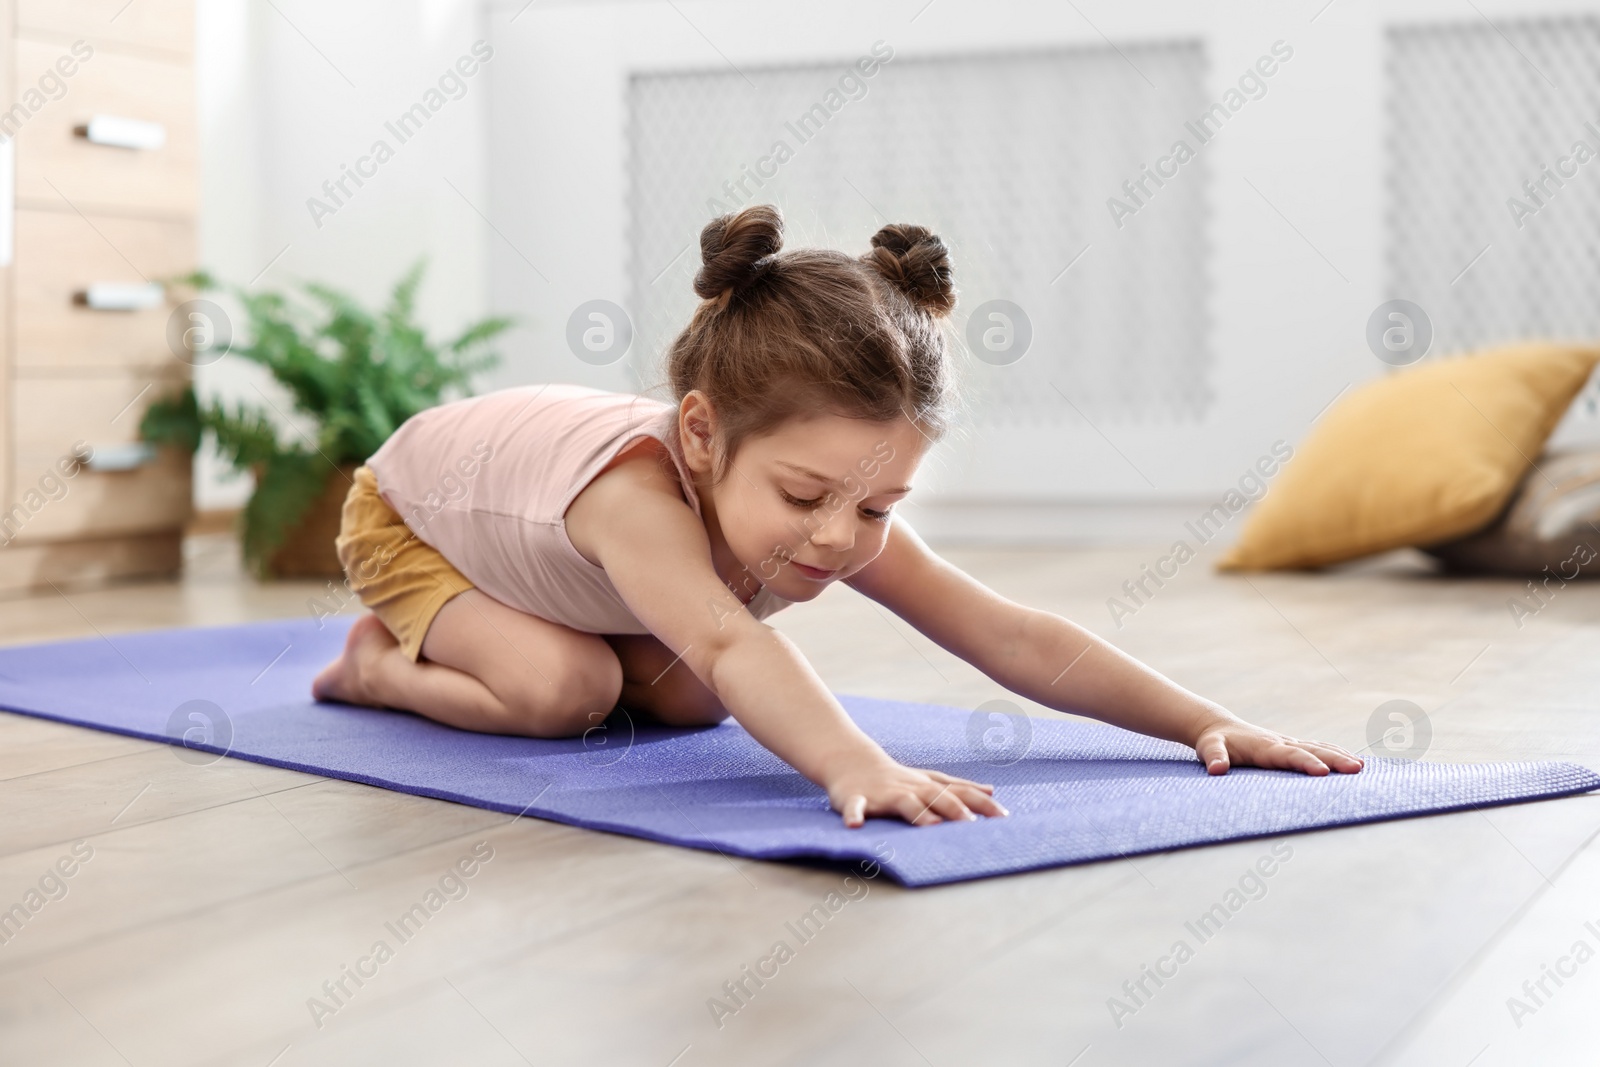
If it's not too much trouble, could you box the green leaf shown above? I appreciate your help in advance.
[202,401,285,469]
[241,452,334,574]
[447,315,515,354]
[161,268,218,291]
[139,386,202,453]
[388,259,427,323]
[352,377,396,446]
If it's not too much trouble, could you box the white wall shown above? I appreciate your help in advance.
[482,0,1600,545]
[194,0,1600,537]
[193,0,494,507]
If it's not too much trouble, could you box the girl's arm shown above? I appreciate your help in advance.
[846,519,1364,776]
[582,467,1006,827]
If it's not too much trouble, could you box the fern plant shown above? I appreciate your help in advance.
[142,262,510,575]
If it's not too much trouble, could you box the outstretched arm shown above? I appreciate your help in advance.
[583,466,1006,826]
[846,518,1363,776]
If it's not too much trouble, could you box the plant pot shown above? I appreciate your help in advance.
[266,464,361,579]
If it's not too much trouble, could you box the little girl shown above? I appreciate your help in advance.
[313,204,1362,829]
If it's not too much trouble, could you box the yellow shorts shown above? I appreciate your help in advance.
[335,465,475,661]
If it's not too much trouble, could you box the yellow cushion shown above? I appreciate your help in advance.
[1217,342,1600,571]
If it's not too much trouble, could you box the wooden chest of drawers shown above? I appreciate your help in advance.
[0,0,196,594]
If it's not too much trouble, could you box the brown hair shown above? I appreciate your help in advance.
[657,203,958,485]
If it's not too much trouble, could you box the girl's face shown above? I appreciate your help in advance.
[679,396,930,603]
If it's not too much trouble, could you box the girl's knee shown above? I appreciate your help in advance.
[499,641,622,738]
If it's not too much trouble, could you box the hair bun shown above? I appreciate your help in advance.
[694,204,784,301]
[865,224,955,317]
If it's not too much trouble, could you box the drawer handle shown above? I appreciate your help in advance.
[83,443,157,472]
[75,115,167,151]
[75,282,165,311]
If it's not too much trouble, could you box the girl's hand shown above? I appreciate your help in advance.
[1192,713,1364,777]
[825,757,1009,828]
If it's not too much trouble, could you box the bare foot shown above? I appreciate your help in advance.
[312,614,399,706]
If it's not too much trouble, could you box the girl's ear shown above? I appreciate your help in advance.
[678,390,718,472]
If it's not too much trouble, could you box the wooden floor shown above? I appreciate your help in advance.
[2,533,1599,1066]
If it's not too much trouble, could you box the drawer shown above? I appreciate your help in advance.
[11,373,188,466]
[13,209,196,371]
[5,448,191,543]
[17,0,193,59]
[6,375,192,543]
[13,37,196,217]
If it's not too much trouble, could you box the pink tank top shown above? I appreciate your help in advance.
[365,383,792,634]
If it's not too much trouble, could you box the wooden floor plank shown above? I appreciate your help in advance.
[0,715,151,782]
[0,742,324,857]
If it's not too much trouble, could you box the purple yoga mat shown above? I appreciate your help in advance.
[1,617,1595,886]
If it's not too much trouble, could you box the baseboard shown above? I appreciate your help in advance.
[0,531,183,598]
